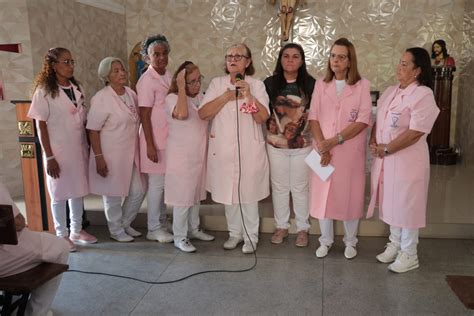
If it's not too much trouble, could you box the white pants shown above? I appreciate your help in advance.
[389,226,419,256]
[267,145,311,232]
[103,165,145,236]
[225,203,259,243]
[51,197,84,237]
[172,204,200,242]
[0,230,69,316]
[146,173,168,231]
[318,218,359,247]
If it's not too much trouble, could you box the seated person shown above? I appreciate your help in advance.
[0,182,69,316]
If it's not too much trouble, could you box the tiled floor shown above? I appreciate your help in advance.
[52,226,474,315]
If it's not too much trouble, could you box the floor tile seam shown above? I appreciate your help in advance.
[153,250,181,283]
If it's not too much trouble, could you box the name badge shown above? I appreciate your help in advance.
[349,109,358,122]
[390,112,401,128]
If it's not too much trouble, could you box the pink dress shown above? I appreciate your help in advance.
[164,93,208,206]
[367,82,439,228]
[87,86,144,196]
[308,78,372,220]
[137,66,172,174]
[28,86,89,201]
[200,75,270,205]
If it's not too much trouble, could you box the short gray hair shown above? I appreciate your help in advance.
[98,57,125,85]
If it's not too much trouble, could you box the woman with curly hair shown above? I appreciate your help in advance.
[28,47,97,251]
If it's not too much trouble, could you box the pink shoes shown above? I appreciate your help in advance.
[63,237,77,252]
[295,231,309,247]
[70,230,98,244]
[271,228,289,244]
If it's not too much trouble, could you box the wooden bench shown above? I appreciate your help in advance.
[0,262,69,316]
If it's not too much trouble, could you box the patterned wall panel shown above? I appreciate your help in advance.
[0,0,35,195]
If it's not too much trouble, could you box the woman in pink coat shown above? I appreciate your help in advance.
[137,34,174,243]
[308,38,372,260]
[164,61,215,253]
[368,47,439,273]
[28,47,97,252]
[87,57,146,242]
[199,43,270,254]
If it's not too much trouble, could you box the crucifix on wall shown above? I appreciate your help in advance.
[0,43,22,100]
[268,0,305,42]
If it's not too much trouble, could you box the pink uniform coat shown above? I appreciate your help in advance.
[201,75,270,205]
[137,66,172,174]
[0,183,68,277]
[28,86,89,201]
[164,93,208,207]
[367,82,439,229]
[308,78,372,220]
[87,86,144,197]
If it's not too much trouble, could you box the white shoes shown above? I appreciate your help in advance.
[223,237,243,250]
[242,241,257,254]
[376,242,399,263]
[174,238,196,253]
[147,228,174,243]
[125,226,142,237]
[388,251,419,273]
[315,245,331,258]
[110,231,134,242]
[344,246,357,259]
[189,230,215,241]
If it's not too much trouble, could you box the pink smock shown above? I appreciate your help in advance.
[367,82,439,229]
[137,66,172,174]
[27,86,89,201]
[308,78,372,220]
[201,75,270,205]
[164,93,208,207]
[0,182,68,277]
[86,86,144,197]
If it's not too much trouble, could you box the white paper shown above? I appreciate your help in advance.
[304,149,335,181]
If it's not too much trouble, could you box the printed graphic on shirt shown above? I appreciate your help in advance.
[266,82,310,149]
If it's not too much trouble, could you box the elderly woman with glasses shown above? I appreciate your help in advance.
[87,57,146,242]
[199,43,270,254]
[28,47,97,252]
[308,38,372,260]
[164,61,215,253]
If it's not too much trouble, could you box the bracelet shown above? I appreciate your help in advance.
[94,153,103,157]
[46,155,55,161]
[337,133,344,145]
[384,146,390,155]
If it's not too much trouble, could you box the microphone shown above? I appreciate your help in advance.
[235,73,243,97]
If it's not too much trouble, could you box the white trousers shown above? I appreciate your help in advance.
[172,204,200,242]
[267,145,311,232]
[318,218,359,247]
[389,226,419,255]
[225,203,259,243]
[103,165,145,236]
[51,197,84,237]
[146,173,168,231]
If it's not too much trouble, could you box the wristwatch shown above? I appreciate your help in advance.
[337,133,344,145]
[384,146,390,155]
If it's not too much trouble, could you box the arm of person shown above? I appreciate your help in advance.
[15,213,26,231]
[318,122,368,154]
[373,129,424,158]
[37,120,60,179]
[309,120,332,166]
[88,130,108,177]
[139,107,158,163]
[198,89,235,121]
[172,70,189,120]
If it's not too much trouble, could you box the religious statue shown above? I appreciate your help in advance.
[431,39,455,67]
[268,0,304,41]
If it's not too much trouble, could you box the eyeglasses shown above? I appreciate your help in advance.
[186,75,204,87]
[329,54,348,61]
[56,59,75,66]
[225,55,248,62]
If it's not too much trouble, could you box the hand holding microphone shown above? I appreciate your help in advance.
[234,73,248,99]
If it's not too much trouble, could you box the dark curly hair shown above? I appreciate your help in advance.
[32,47,81,98]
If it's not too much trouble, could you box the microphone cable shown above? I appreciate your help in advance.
[67,80,258,284]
